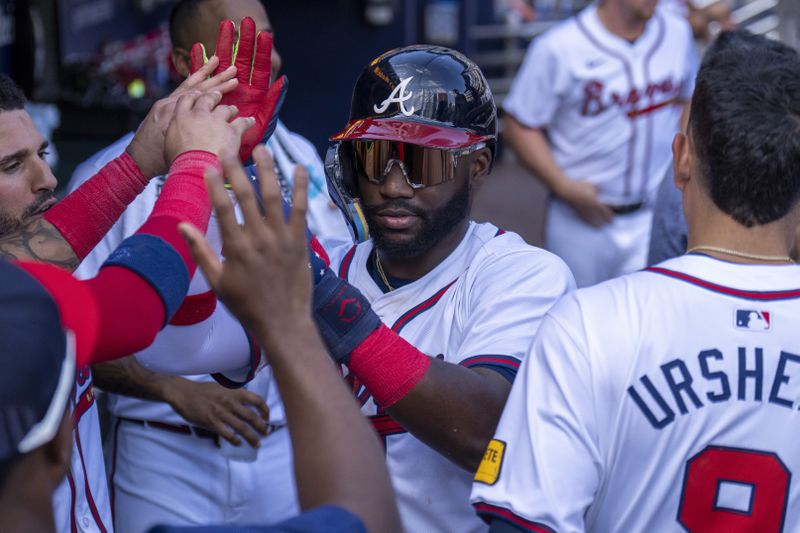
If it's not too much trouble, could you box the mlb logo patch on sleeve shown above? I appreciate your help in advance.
[475,439,506,485]
[735,310,771,331]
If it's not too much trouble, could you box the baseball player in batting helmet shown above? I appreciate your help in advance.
[311,45,574,532]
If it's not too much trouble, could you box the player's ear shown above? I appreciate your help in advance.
[672,132,691,192]
[172,48,192,78]
[468,148,491,189]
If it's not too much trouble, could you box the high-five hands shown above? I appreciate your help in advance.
[179,146,312,348]
[164,90,254,163]
[190,17,288,163]
[126,57,239,178]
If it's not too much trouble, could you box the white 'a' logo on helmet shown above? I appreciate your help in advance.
[373,76,415,116]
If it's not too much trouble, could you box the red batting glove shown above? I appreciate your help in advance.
[190,17,288,163]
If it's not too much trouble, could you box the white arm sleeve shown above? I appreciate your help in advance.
[471,294,602,533]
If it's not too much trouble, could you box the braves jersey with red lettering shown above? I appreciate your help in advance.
[324,222,574,533]
[472,254,800,532]
[504,4,697,204]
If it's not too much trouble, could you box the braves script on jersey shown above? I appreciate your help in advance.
[505,4,696,205]
[324,222,574,533]
[472,254,800,532]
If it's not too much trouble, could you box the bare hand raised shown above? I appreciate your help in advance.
[179,146,313,346]
[126,56,239,177]
[164,90,254,163]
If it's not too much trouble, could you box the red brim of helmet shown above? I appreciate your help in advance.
[330,118,489,149]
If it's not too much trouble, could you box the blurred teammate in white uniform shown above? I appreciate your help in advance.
[504,0,697,286]
[472,31,800,532]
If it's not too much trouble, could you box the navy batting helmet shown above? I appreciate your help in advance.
[325,45,497,242]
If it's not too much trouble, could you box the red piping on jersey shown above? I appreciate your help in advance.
[646,266,800,300]
[473,502,557,533]
[391,279,459,334]
[66,471,77,533]
[575,15,637,197]
[73,388,96,424]
[370,413,407,437]
[640,14,666,198]
[338,245,357,280]
[108,418,122,528]
[460,355,521,370]
[73,412,109,533]
[169,290,217,325]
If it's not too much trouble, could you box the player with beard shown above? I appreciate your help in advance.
[313,45,575,532]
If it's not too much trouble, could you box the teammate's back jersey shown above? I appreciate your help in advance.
[473,254,800,532]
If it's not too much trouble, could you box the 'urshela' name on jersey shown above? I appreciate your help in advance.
[627,346,800,430]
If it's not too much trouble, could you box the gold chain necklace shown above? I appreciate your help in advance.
[375,253,395,291]
[687,245,795,264]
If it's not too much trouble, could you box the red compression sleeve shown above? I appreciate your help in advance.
[44,152,148,260]
[347,324,431,408]
[84,151,220,364]
[83,267,165,364]
[136,150,219,270]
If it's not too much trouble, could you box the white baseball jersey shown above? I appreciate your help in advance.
[324,222,575,533]
[660,0,690,18]
[52,368,113,533]
[472,254,800,532]
[54,122,343,532]
[505,3,697,205]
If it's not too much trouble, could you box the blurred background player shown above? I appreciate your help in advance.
[315,45,573,532]
[472,30,800,532]
[503,0,697,286]
[64,3,323,530]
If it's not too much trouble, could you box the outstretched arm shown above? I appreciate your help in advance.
[17,90,253,367]
[180,147,401,533]
[0,58,236,269]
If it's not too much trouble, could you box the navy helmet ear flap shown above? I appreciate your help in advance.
[324,142,369,243]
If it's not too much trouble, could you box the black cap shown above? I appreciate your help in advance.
[0,262,75,461]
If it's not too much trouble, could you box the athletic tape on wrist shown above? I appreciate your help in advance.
[312,269,381,364]
[102,234,189,325]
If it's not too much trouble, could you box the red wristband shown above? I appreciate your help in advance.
[147,150,220,228]
[44,152,148,260]
[347,324,431,408]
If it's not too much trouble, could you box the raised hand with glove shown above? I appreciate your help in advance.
[189,16,288,163]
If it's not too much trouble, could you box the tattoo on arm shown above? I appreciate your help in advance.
[92,356,174,402]
[0,218,80,271]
